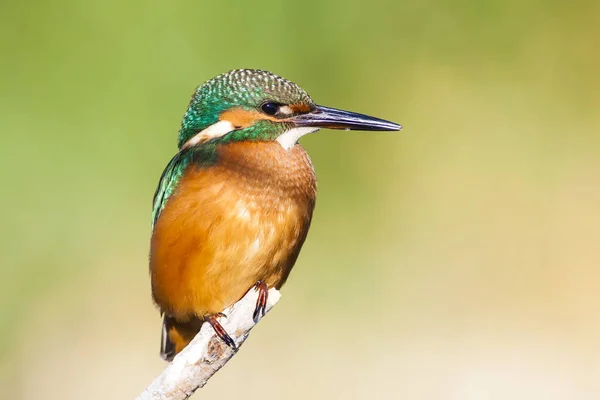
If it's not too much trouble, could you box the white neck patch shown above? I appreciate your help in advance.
[276,127,319,150]
[181,120,235,149]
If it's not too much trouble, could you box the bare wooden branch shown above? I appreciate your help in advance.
[136,287,281,400]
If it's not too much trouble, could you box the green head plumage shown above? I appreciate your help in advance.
[177,69,315,149]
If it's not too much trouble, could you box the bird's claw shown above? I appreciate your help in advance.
[253,281,269,322]
[207,313,236,349]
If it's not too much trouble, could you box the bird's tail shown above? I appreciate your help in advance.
[160,315,204,361]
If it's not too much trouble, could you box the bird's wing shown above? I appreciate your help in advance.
[151,151,191,230]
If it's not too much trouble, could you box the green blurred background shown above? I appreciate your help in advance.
[2,0,600,398]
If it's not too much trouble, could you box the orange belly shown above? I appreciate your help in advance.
[150,141,316,321]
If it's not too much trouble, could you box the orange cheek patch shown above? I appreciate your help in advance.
[219,108,278,128]
[289,103,312,113]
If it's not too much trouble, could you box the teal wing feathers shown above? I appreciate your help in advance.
[151,143,219,229]
[151,151,190,230]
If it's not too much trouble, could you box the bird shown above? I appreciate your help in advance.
[150,69,401,361]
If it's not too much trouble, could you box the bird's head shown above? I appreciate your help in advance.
[178,69,401,150]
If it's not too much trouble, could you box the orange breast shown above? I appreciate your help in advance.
[150,141,316,321]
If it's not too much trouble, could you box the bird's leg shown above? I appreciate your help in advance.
[253,280,269,322]
[206,313,236,349]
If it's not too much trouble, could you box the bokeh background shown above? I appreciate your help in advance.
[2,0,600,399]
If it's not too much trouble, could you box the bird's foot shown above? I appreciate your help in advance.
[206,313,236,349]
[253,280,269,322]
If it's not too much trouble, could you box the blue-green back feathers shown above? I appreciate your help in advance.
[151,145,220,229]
[151,151,189,229]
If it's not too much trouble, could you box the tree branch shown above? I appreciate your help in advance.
[136,287,281,400]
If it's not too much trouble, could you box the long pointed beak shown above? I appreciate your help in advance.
[291,105,401,131]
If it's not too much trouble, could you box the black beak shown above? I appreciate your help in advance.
[292,105,401,131]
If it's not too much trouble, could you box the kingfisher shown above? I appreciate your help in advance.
[150,69,400,361]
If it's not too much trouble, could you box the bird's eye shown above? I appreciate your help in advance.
[261,102,280,116]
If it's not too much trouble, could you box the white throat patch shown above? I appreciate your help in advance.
[276,127,319,150]
[181,120,235,149]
